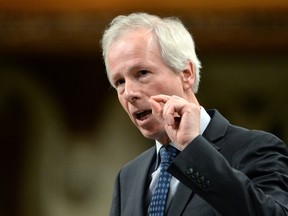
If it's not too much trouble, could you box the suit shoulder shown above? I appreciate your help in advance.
[227,124,285,147]
[220,124,288,165]
[121,146,155,172]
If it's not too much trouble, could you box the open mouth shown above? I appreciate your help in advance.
[135,110,152,121]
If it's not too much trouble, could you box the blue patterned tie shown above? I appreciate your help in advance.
[148,145,178,216]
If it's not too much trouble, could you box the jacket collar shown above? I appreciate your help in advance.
[203,109,230,148]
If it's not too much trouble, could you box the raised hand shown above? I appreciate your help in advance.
[149,94,201,150]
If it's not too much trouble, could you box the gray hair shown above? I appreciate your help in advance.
[101,12,202,93]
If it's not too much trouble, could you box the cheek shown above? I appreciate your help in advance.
[118,96,133,119]
[153,82,179,95]
[148,82,168,94]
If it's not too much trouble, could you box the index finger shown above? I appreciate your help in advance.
[149,94,171,103]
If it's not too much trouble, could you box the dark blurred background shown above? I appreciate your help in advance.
[0,1,288,215]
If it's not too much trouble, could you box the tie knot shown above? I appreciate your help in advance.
[159,145,178,166]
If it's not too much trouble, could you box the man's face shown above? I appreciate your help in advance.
[107,29,187,143]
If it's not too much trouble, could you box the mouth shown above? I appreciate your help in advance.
[134,110,152,121]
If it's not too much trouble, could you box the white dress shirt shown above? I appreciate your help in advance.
[147,107,211,211]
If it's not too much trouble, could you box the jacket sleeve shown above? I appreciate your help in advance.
[168,132,288,216]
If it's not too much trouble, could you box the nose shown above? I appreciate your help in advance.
[124,80,140,102]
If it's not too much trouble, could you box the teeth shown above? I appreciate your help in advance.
[135,110,151,120]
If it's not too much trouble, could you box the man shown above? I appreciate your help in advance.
[101,12,288,216]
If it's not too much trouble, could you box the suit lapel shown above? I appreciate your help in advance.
[204,109,229,147]
[167,183,194,216]
[131,147,156,216]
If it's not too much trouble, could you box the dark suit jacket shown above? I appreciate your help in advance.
[110,110,288,216]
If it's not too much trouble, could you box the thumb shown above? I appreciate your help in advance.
[149,98,164,123]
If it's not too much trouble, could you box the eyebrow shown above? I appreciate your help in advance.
[127,64,146,73]
[129,60,156,73]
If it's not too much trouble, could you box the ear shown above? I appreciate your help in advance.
[181,61,195,91]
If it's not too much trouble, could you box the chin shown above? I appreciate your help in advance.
[140,128,167,142]
[140,131,155,140]
[138,128,156,139]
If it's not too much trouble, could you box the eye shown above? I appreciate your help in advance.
[115,78,125,87]
[138,70,148,76]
